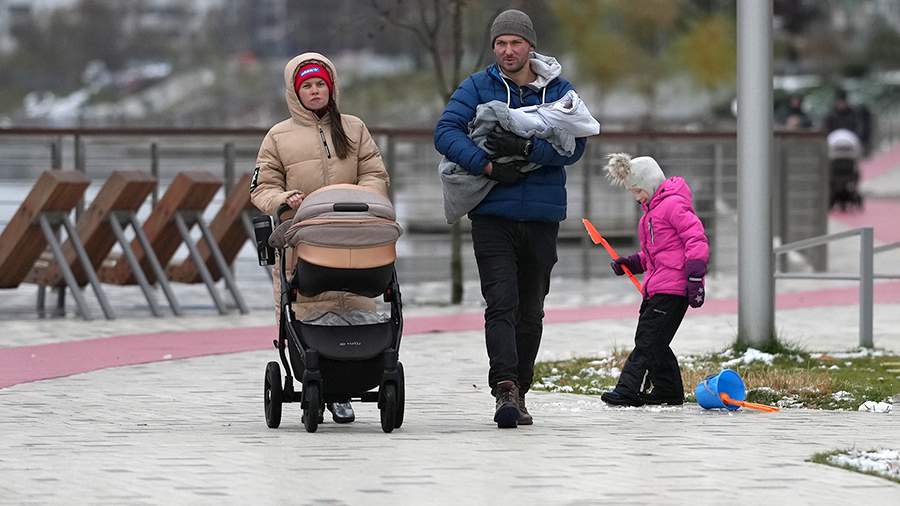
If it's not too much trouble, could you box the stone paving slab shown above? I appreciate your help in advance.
[1,326,897,505]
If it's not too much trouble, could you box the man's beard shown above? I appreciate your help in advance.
[501,58,527,74]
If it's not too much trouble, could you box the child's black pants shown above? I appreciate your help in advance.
[615,294,688,398]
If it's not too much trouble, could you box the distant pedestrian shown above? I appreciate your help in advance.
[599,154,709,407]
[781,94,812,130]
[824,88,873,156]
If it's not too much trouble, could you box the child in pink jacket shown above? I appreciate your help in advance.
[600,153,709,407]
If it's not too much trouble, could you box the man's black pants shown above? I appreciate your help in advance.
[471,215,558,394]
[615,294,688,398]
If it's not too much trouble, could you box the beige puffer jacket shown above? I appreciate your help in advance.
[251,52,391,321]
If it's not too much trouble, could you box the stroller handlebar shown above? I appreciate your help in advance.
[274,203,293,227]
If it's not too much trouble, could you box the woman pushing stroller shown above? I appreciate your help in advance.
[251,52,390,423]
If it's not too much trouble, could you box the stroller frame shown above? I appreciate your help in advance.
[829,158,864,211]
[262,204,405,433]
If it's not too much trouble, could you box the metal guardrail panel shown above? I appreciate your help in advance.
[0,128,829,279]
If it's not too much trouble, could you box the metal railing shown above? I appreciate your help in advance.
[0,127,830,286]
[774,228,900,348]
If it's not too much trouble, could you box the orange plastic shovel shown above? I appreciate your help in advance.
[720,392,780,412]
[582,218,643,294]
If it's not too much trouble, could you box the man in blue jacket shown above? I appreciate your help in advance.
[434,9,590,428]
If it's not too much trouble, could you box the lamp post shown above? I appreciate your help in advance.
[737,0,775,346]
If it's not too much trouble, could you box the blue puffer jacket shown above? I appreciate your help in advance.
[434,59,589,222]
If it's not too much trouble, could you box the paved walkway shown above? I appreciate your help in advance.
[2,146,900,504]
[2,330,898,505]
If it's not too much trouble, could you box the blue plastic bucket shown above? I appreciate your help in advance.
[695,369,746,410]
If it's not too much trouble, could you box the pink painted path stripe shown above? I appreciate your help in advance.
[830,141,900,244]
[3,281,900,389]
[860,142,900,181]
[830,198,900,244]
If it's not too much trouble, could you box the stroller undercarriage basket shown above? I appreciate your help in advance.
[296,314,394,361]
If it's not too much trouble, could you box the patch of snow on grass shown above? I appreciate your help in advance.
[828,449,900,481]
[815,348,888,359]
[831,391,854,401]
[776,395,803,408]
[722,348,775,367]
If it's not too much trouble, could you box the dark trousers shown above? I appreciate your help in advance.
[471,215,558,394]
[615,294,688,397]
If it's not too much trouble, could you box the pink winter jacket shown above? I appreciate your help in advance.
[637,177,709,299]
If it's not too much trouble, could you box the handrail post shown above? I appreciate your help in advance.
[74,134,85,220]
[51,137,62,169]
[711,142,723,274]
[581,142,593,281]
[776,137,789,273]
[150,141,159,209]
[859,227,874,348]
[223,141,235,198]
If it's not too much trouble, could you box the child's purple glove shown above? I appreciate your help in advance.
[685,259,706,308]
[610,253,644,276]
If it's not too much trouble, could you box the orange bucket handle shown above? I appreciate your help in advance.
[720,392,779,412]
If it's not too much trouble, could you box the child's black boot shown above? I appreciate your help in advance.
[600,389,644,407]
[641,391,684,406]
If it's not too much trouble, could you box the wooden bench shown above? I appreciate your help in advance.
[0,170,101,318]
[26,171,169,317]
[98,171,248,315]
[167,172,257,283]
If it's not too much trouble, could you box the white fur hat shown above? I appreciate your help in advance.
[604,153,666,196]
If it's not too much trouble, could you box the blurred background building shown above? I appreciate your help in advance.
[0,0,896,141]
[0,0,897,303]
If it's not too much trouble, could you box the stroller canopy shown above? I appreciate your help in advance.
[827,128,862,161]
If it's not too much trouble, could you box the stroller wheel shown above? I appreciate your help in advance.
[394,362,405,429]
[380,383,397,433]
[264,362,282,429]
[302,383,320,433]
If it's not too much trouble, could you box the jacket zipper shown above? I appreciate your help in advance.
[642,211,652,298]
[318,127,332,159]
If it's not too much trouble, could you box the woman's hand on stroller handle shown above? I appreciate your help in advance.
[286,192,304,209]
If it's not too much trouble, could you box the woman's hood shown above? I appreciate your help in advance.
[282,52,340,124]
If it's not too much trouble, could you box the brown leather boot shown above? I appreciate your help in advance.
[517,391,533,425]
[494,380,519,428]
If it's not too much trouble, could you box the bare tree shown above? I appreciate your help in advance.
[368,0,498,304]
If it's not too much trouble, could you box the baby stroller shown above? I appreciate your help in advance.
[827,128,864,211]
[254,184,405,433]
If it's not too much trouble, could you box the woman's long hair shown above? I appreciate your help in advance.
[325,99,353,160]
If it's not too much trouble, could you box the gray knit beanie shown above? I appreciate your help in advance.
[490,9,537,48]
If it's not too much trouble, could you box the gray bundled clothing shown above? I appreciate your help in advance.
[439,89,600,224]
